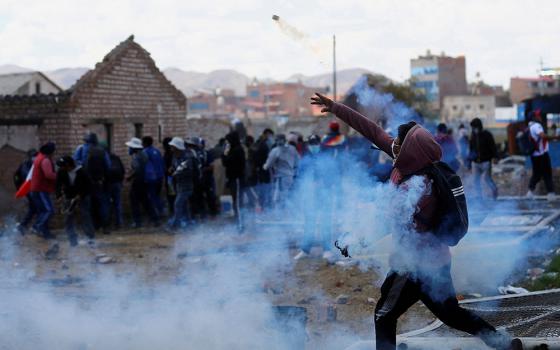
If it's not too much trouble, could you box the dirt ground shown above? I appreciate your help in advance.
[0,222,436,348]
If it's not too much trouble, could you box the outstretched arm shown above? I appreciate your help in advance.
[311,93,394,156]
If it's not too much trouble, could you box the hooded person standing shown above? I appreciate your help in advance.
[29,142,57,239]
[311,93,519,350]
[263,134,300,208]
[469,118,498,199]
[142,136,165,222]
[221,131,246,231]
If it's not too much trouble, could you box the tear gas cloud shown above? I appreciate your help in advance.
[0,85,555,349]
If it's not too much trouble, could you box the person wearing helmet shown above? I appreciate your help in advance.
[167,136,197,230]
[55,155,94,246]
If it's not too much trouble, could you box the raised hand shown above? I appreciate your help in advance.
[310,92,334,113]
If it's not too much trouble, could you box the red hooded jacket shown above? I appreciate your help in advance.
[331,102,451,269]
[30,153,57,193]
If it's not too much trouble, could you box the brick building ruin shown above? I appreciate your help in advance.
[0,35,187,207]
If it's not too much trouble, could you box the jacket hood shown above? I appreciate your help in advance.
[394,125,442,176]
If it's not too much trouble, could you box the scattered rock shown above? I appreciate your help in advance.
[61,264,69,270]
[336,294,350,304]
[353,287,363,293]
[297,296,317,305]
[367,297,376,305]
[177,252,188,259]
[336,260,358,268]
[50,275,83,287]
[335,281,344,288]
[45,243,60,260]
[137,254,143,258]
[95,254,115,264]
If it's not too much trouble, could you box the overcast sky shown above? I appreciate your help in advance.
[1,0,558,86]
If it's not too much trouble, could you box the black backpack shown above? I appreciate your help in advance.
[421,161,469,246]
[516,127,536,156]
[85,145,108,182]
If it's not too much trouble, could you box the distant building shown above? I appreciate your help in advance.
[0,71,63,96]
[243,80,327,119]
[0,35,187,196]
[187,88,241,119]
[410,50,467,110]
[510,74,560,105]
[441,95,496,126]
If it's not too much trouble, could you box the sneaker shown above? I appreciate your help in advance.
[294,250,308,260]
[526,190,535,198]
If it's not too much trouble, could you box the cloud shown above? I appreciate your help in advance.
[0,0,559,86]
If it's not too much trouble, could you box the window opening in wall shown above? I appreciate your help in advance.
[158,124,163,143]
[479,104,485,110]
[465,104,471,110]
[35,82,41,94]
[104,124,113,151]
[134,123,143,138]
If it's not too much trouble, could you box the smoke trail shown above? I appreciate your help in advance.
[272,15,328,66]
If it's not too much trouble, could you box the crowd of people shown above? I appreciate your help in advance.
[12,104,557,249]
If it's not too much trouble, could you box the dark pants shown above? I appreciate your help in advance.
[20,194,38,227]
[64,196,95,243]
[107,182,123,227]
[529,152,554,193]
[145,180,163,219]
[30,192,54,237]
[227,178,244,231]
[375,266,501,350]
[90,182,110,230]
[168,191,192,229]
[130,183,158,226]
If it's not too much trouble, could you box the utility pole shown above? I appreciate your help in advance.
[333,34,337,102]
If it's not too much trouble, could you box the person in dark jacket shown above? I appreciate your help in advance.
[106,151,125,229]
[162,137,176,214]
[311,93,517,350]
[30,142,57,239]
[142,136,165,223]
[167,137,197,230]
[222,131,246,231]
[14,148,38,234]
[126,137,157,228]
[252,129,274,209]
[469,118,498,199]
[56,156,95,246]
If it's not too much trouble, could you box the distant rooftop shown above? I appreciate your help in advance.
[0,71,63,96]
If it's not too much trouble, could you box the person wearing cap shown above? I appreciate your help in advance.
[125,137,157,228]
[56,156,94,246]
[14,148,38,235]
[29,142,57,239]
[167,136,197,229]
[263,133,300,207]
